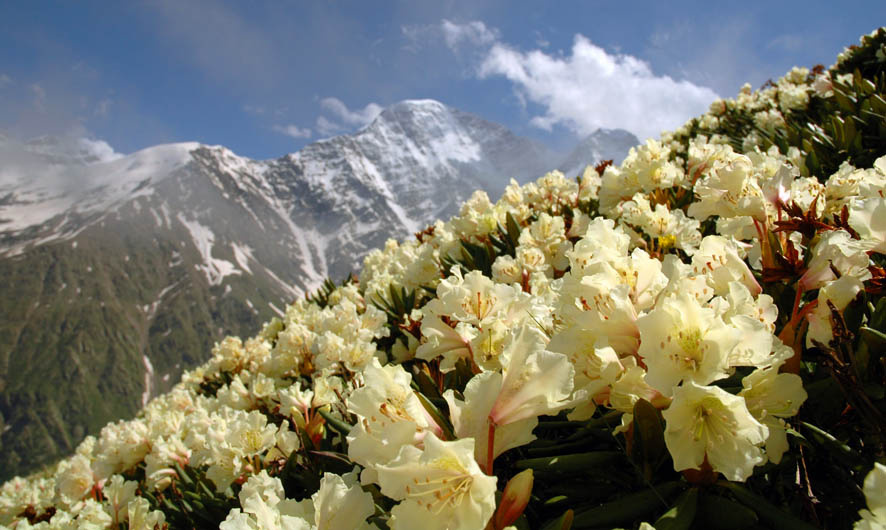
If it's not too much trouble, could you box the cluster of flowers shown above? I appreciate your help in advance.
[2,28,884,530]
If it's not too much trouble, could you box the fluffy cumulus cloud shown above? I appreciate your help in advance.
[273,124,312,139]
[444,21,720,142]
[316,97,383,136]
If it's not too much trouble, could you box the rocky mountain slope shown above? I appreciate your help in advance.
[0,100,636,479]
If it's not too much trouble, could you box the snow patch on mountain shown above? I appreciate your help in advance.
[231,243,254,274]
[557,128,639,177]
[176,213,240,286]
[0,141,199,243]
[141,354,154,408]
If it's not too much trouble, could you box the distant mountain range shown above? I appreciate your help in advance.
[0,99,638,480]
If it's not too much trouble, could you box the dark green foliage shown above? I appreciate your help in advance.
[441,212,523,278]
[687,28,886,184]
[306,274,357,309]
[142,463,239,529]
[0,222,281,481]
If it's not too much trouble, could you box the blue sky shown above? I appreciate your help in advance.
[1,1,883,160]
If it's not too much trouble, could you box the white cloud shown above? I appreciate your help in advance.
[441,19,497,51]
[478,34,719,141]
[78,136,122,162]
[436,21,719,142]
[316,97,383,136]
[316,116,344,137]
[320,97,383,127]
[273,124,312,139]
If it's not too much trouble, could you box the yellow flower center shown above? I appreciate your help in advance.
[462,291,497,321]
[405,458,474,513]
[240,429,265,454]
[658,234,677,251]
[692,400,738,442]
[673,328,705,371]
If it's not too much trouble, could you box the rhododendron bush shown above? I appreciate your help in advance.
[3,28,885,530]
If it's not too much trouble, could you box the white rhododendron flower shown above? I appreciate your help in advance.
[691,236,761,296]
[711,282,779,367]
[415,315,478,370]
[620,193,702,254]
[347,359,441,483]
[849,196,886,254]
[54,453,94,505]
[637,291,738,395]
[103,474,138,524]
[484,326,576,425]
[548,328,624,419]
[376,434,497,530]
[663,382,768,481]
[221,470,376,530]
[855,462,886,530]
[92,419,151,479]
[127,496,167,530]
[599,139,684,214]
[435,269,517,327]
[806,274,865,348]
[689,151,766,222]
[445,326,575,466]
[801,230,873,290]
[6,36,886,530]
[291,472,377,530]
[227,409,278,458]
[445,369,536,467]
[568,217,631,270]
[739,364,807,463]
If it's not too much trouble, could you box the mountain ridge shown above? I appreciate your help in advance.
[0,99,637,480]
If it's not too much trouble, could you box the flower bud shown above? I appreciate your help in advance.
[494,469,533,529]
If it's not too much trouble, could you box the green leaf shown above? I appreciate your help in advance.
[413,389,457,441]
[506,212,522,243]
[411,365,443,400]
[721,482,818,530]
[696,493,759,530]
[874,297,886,332]
[317,406,354,436]
[543,495,570,508]
[860,326,886,348]
[571,481,683,528]
[514,451,621,477]
[173,462,194,486]
[653,487,698,530]
[541,509,574,530]
[631,398,668,480]
[801,421,866,467]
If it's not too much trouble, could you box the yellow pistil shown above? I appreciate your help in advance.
[658,234,677,251]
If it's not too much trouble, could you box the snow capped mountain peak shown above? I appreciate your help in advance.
[0,102,639,479]
[0,140,202,254]
[558,128,639,177]
[0,101,635,263]
[380,98,450,117]
[386,98,447,110]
